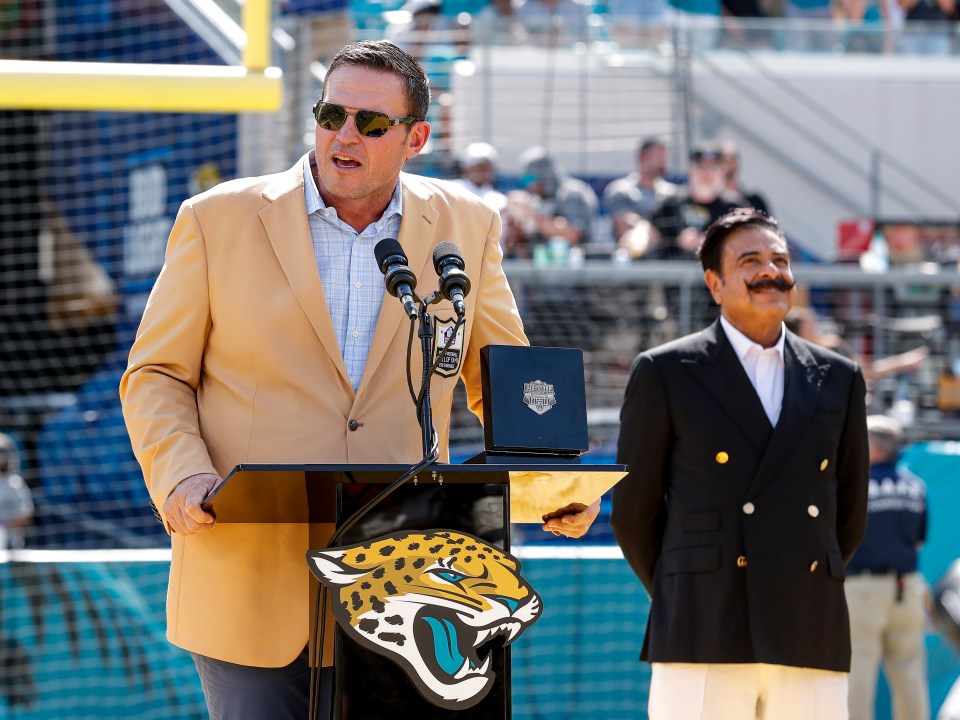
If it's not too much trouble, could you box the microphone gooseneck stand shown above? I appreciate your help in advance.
[309,295,465,720]
[417,301,435,458]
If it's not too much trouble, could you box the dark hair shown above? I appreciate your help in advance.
[638,136,665,155]
[697,207,785,274]
[322,40,431,122]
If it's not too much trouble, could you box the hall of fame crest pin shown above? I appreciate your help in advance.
[432,318,464,378]
[522,380,556,415]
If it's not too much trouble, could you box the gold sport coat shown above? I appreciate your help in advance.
[120,158,528,667]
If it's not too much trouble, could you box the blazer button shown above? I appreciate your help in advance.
[737,555,748,568]
[742,502,755,515]
[809,560,819,572]
[716,451,729,464]
[348,419,359,431]
[820,459,829,471]
[807,505,819,518]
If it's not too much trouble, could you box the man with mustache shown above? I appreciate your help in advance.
[612,207,869,720]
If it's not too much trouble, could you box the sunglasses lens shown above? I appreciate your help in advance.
[316,103,346,131]
[355,110,391,138]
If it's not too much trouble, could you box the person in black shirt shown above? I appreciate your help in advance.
[719,139,771,216]
[649,143,746,261]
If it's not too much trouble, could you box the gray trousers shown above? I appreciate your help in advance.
[191,646,332,720]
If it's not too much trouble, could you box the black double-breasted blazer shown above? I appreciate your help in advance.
[611,319,869,672]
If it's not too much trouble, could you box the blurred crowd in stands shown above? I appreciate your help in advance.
[339,0,960,56]
[451,135,772,264]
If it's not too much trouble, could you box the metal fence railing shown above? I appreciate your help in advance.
[449,261,960,454]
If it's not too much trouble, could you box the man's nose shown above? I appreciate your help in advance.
[756,259,782,276]
[334,116,362,142]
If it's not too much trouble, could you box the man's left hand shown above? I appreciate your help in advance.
[541,498,601,539]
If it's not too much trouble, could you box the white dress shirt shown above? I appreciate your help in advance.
[302,153,403,391]
[720,316,786,427]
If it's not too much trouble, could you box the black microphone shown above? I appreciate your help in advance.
[374,238,418,319]
[432,241,471,317]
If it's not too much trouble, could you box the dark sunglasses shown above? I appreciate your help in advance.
[312,101,418,138]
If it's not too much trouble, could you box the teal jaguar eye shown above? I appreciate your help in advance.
[436,570,466,584]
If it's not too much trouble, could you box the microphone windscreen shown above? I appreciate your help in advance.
[374,238,406,272]
[432,241,463,270]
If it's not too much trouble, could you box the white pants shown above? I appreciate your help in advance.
[649,662,849,720]
[845,572,929,720]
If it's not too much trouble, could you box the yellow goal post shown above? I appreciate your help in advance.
[0,0,281,113]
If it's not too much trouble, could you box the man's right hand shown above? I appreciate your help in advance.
[163,473,221,535]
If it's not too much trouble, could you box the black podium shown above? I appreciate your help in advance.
[205,458,625,719]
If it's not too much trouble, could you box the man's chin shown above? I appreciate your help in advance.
[319,180,369,203]
[750,297,791,321]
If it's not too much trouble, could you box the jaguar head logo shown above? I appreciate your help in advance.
[308,530,542,709]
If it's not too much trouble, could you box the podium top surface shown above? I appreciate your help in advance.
[205,462,627,524]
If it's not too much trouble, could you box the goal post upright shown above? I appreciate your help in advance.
[0,0,281,114]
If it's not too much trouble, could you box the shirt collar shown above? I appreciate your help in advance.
[720,315,785,362]
[301,151,404,222]
[302,152,323,215]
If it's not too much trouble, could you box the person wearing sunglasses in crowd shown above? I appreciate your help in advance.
[120,40,600,720]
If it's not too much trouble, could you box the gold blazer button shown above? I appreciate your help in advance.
[820,459,829,471]
[737,555,748,568]
[716,451,730,464]
[809,560,819,572]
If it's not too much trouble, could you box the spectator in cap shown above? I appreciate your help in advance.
[452,142,511,246]
[648,142,748,261]
[502,146,598,259]
[845,414,930,720]
[718,139,771,216]
[452,142,508,213]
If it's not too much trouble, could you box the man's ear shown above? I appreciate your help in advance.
[405,120,431,159]
[704,269,722,305]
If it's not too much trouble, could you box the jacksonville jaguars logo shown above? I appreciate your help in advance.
[307,530,542,710]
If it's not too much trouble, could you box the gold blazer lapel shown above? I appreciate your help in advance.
[356,179,440,397]
[259,164,351,387]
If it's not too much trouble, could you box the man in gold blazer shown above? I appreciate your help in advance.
[120,41,598,718]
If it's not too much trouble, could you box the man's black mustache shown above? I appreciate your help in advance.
[745,277,795,292]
